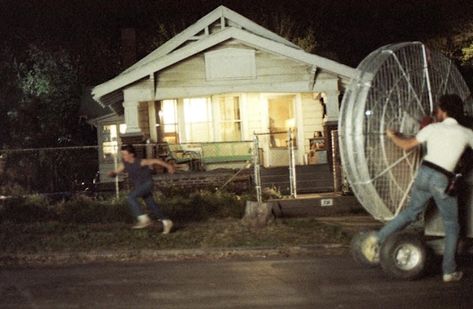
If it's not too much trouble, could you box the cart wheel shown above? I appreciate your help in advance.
[351,231,380,268]
[380,231,428,280]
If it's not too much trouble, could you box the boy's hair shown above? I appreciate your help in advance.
[438,94,464,120]
[121,144,136,156]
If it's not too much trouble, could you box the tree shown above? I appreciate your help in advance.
[426,21,473,91]
[0,44,82,148]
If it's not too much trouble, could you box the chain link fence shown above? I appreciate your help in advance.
[0,141,253,198]
[252,129,341,201]
[0,146,100,198]
[252,130,298,201]
[0,134,341,201]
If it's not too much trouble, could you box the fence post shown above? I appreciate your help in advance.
[253,134,262,204]
[331,129,342,192]
[113,144,120,199]
[288,129,297,198]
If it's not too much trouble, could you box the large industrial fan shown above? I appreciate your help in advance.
[339,42,473,279]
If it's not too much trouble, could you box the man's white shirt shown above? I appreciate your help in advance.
[416,117,473,172]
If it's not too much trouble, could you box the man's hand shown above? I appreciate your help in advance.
[386,128,397,139]
[385,128,419,150]
[108,171,117,178]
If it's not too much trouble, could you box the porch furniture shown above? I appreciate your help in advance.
[200,142,252,165]
[164,143,203,171]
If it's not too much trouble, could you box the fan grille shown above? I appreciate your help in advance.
[339,42,471,221]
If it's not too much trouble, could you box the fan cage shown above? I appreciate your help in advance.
[339,42,472,221]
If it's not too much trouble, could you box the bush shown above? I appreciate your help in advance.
[58,195,131,224]
[0,194,57,223]
[157,189,247,222]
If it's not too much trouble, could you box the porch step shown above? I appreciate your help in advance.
[260,164,334,194]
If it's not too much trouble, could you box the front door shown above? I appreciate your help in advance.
[264,94,296,167]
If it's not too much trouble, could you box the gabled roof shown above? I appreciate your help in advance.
[121,5,299,76]
[92,5,357,105]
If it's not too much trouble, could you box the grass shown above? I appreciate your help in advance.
[0,189,360,263]
[0,217,351,255]
[0,190,249,224]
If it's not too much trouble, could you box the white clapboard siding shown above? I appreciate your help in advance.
[156,41,311,92]
[301,93,324,153]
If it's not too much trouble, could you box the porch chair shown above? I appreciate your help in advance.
[162,143,203,171]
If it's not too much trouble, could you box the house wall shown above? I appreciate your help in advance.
[138,101,150,138]
[95,115,126,183]
[154,41,313,99]
[301,93,324,153]
[238,92,325,167]
[120,40,338,167]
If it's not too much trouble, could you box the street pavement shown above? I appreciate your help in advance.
[1,254,472,308]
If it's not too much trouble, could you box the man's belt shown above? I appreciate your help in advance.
[422,160,455,178]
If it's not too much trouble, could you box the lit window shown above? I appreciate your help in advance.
[217,96,241,141]
[184,98,213,142]
[119,124,127,134]
[161,100,179,144]
[102,123,126,162]
[268,95,296,148]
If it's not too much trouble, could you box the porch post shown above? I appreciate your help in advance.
[323,90,340,171]
[123,101,141,134]
[121,100,145,157]
[323,90,340,123]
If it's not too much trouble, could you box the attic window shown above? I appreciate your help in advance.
[205,48,256,81]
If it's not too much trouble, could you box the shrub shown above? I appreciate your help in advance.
[58,195,131,224]
[157,189,247,222]
[0,194,57,223]
[0,189,249,224]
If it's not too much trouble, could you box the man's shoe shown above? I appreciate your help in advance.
[162,219,173,234]
[443,271,463,282]
[132,215,151,229]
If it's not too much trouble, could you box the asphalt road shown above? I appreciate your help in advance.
[1,254,472,309]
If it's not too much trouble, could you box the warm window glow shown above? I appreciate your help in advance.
[268,95,296,148]
[218,96,241,141]
[161,100,179,143]
[119,124,127,134]
[184,98,212,142]
[102,124,120,162]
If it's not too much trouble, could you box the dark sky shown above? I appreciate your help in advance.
[1,0,472,83]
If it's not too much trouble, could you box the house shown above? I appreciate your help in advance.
[87,5,357,179]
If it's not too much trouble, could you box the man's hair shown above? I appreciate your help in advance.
[121,144,136,156]
[438,94,464,120]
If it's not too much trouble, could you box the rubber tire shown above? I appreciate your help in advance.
[350,230,380,268]
[380,231,428,280]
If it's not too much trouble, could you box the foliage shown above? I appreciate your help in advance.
[462,43,473,65]
[0,44,84,148]
[0,194,57,223]
[0,147,99,195]
[0,189,248,224]
[249,9,318,53]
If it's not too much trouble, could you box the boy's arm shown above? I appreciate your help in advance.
[141,158,175,174]
[107,164,125,177]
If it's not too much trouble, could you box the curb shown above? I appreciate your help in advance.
[0,244,348,267]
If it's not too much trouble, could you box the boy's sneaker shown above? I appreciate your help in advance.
[132,214,151,229]
[162,219,173,234]
[443,271,463,282]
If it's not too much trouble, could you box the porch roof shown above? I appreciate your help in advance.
[92,5,357,106]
